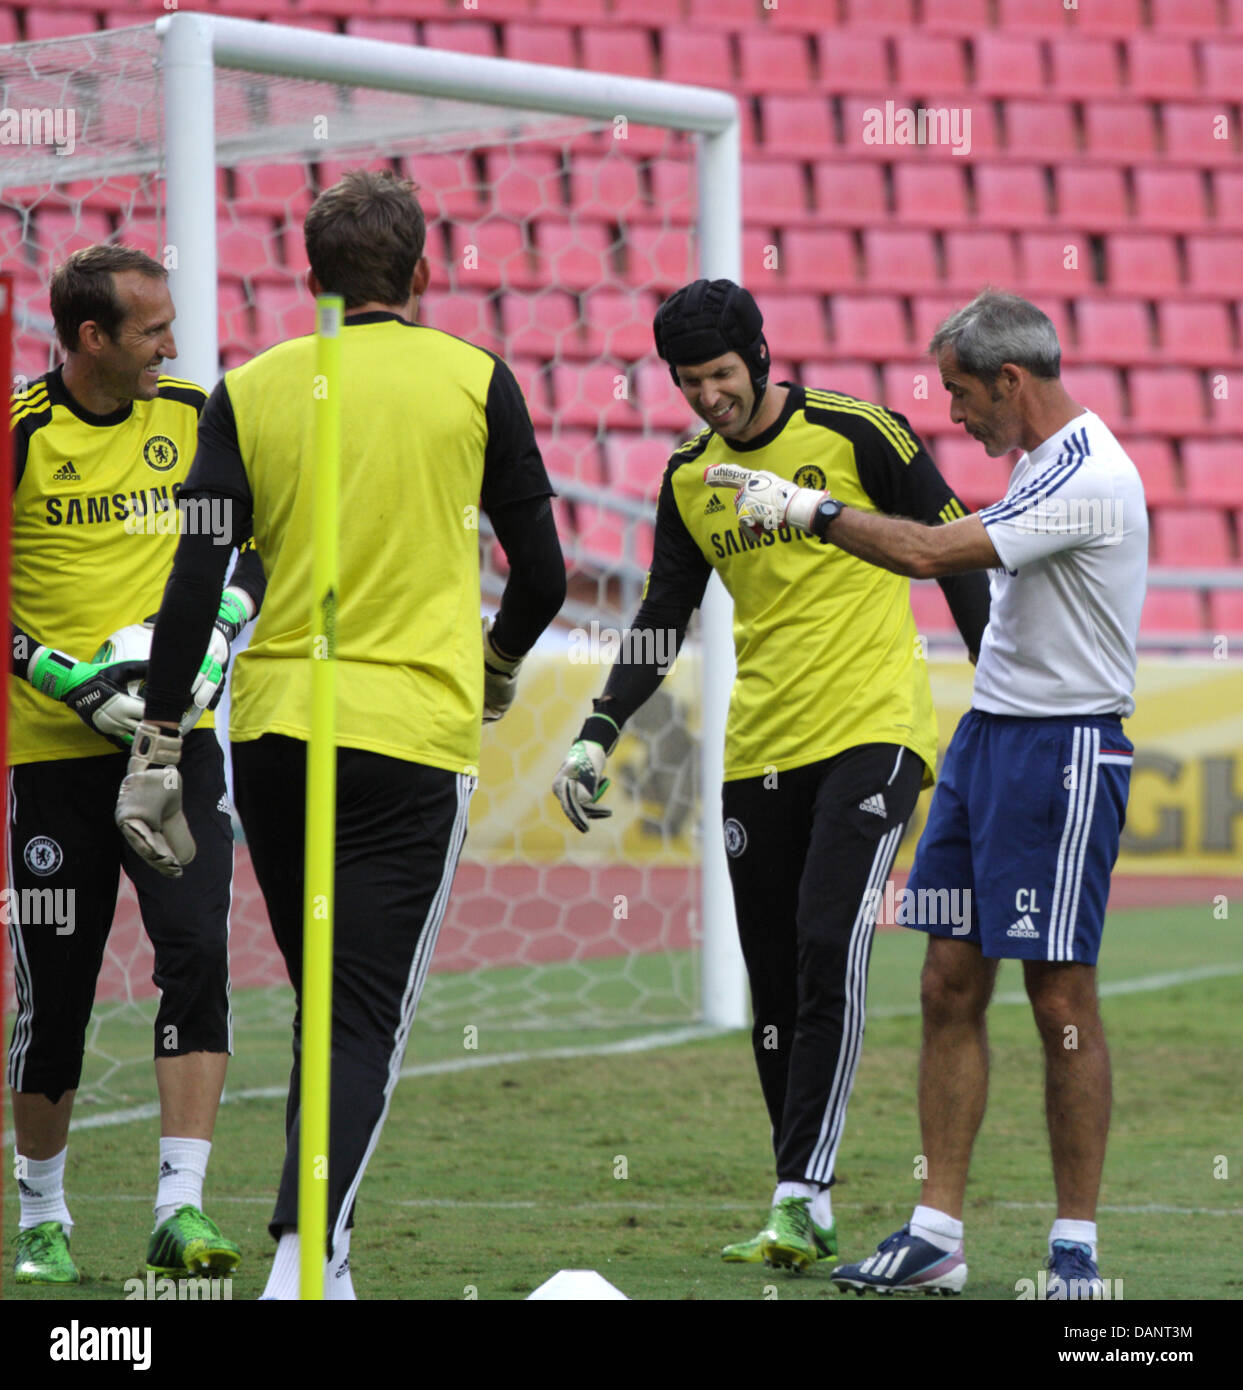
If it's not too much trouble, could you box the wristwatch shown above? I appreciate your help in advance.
[813,497,845,539]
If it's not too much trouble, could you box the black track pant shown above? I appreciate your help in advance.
[722,743,924,1187]
[231,735,473,1249]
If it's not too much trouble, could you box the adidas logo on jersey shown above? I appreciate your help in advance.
[858,792,887,818]
[52,461,80,481]
[1006,914,1040,940]
[704,494,727,515]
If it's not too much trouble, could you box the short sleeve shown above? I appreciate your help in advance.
[479,355,555,514]
[981,459,1120,571]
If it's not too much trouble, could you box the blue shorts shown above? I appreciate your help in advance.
[906,710,1133,964]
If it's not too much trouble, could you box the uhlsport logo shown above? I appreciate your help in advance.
[24,836,62,876]
[143,435,178,472]
[723,818,747,857]
[793,464,827,491]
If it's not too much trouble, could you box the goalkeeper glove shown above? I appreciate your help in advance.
[26,645,148,749]
[552,739,613,833]
[482,620,523,724]
[115,721,196,878]
[704,463,828,538]
[188,586,256,721]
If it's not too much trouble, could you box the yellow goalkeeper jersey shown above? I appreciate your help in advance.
[644,385,978,784]
[9,368,211,765]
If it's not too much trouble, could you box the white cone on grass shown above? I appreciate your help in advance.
[527,1269,628,1300]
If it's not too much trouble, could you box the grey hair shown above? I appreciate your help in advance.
[929,289,1061,382]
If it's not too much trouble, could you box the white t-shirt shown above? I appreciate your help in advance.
[973,411,1148,718]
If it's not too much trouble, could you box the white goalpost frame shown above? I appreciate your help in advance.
[157,12,748,1030]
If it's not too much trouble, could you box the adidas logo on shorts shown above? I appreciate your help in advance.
[858,793,887,818]
[1006,914,1040,940]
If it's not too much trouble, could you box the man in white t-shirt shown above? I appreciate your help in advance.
[705,289,1147,1299]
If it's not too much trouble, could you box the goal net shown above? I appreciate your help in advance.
[1,18,743,1121]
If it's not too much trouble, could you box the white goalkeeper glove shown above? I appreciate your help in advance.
[552,739,613,833]
[115,721,196,878]
[482,620,523,724]
[26,645,148,749]
[186,586,256,731]
[704,463,829,538]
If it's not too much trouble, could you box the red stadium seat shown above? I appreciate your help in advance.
[908,584,956,635]
[31,209,114,264]
[538,221,613,291]
[1213,172,1243,230]
[421,22,501,59]
[1107,234,1181,295]
[448,222,540,290]
[782,230,856,292]
[839,0,915,32]
[1202,42,1243,103]
[894,35,969,94]
[930,436,1011,510]
[973,34,1045,98]
[646,159,694,216]
[405,152,485,218]
[799,361,881,401]
[812,162,887,225]
[1073,0,1141,36]
[1133,168,1207,233]
[486,151,562,219]
[1164,105,1237,165]
[661,27,732,87]
[568,157,644,223]
[1157,302,1235,368]
[634,359,697,431]
[216,214,289,281]
[579,289,660,361]
[943,231,1019,294]
[611,0,687,22]
[1149,0,1220,33]
[740,33,814,93]
[1208,590,1243,634]
[911,296,964,350]
[498,291,577,358]
[1187,237,1243,295]
[862,230,938,294]
[974,165,1048,229]
[580,27,655,79]
[1085,102,1158,160]
[216,280,252,356]
[743,160,813,226]
[924,99,1002,158]
[1060,366,1124,422]
[1140,590,1205,635]
[24,10,98,39]
[253,281,314,350]
[880,363,948,437]
[501,23,576,69]
[606,434,677,500]
[761,96,835,160]
[538,430,606,488]
[1017,231,1095,295]
[997,0,1072,32]
[1003,101,1077,161]
[815,35,889,94]
[1151,509,1232,566]
[1048,37,1122,96]
[1074,300,1153,366]
[0,11,15,42]
[231,163,314,219]
[1117,437,1180,506]
[830,296,910,360]
[742,227,780,285]
[1210,372,1243,432]
[920,0,990,34]
[1125,37,1199,99]
[687,0,761,20]
[1053,165,1127,233]
[626,225,693,291]
[758,293,830,360]
[1129,368,1207,433]
[343,18,418,43]
[893,165,970,228]
[1183,441,1243,506]
[509,358,553,429]
[421,291,501,355]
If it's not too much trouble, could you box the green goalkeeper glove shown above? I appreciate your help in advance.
[26,645,148,749]
[552,739,613,833]
[704,463,829,539]
[188,585,256,719]
[115,721,196,878]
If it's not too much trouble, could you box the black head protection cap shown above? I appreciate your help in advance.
[653,279,770,422]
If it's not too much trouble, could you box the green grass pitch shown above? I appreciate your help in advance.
[3,900,1240,1301]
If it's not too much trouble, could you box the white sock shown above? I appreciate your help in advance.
[154,1136,211,1226]
[261,1227,348,1299]
[810,1188,834,1229]
[773,1180,818,1204]
[1050,1218,1097,1262]
[16,1147,73,1230]
[910,1204,963,1253]
[325,1228,355,1300]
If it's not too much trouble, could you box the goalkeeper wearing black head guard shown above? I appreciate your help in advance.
[553,278,991,1270]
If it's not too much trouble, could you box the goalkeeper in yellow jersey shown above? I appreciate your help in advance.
[553,280,990,1270]
[8,245,263,1286]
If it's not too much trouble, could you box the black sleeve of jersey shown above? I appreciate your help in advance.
[228,541,267,615]
[850,414,992,659]
[177,379,254,547]
[583,464,710,748]
[479,355,555,514]
[489,496,566,658]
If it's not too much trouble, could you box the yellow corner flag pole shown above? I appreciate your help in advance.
[299,295,342,1299]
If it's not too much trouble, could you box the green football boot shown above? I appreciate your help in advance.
[146,1205,240,1276]
[14,1221,81,1284]
[759,1196,837,1272]
[723,1201,838,1267]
